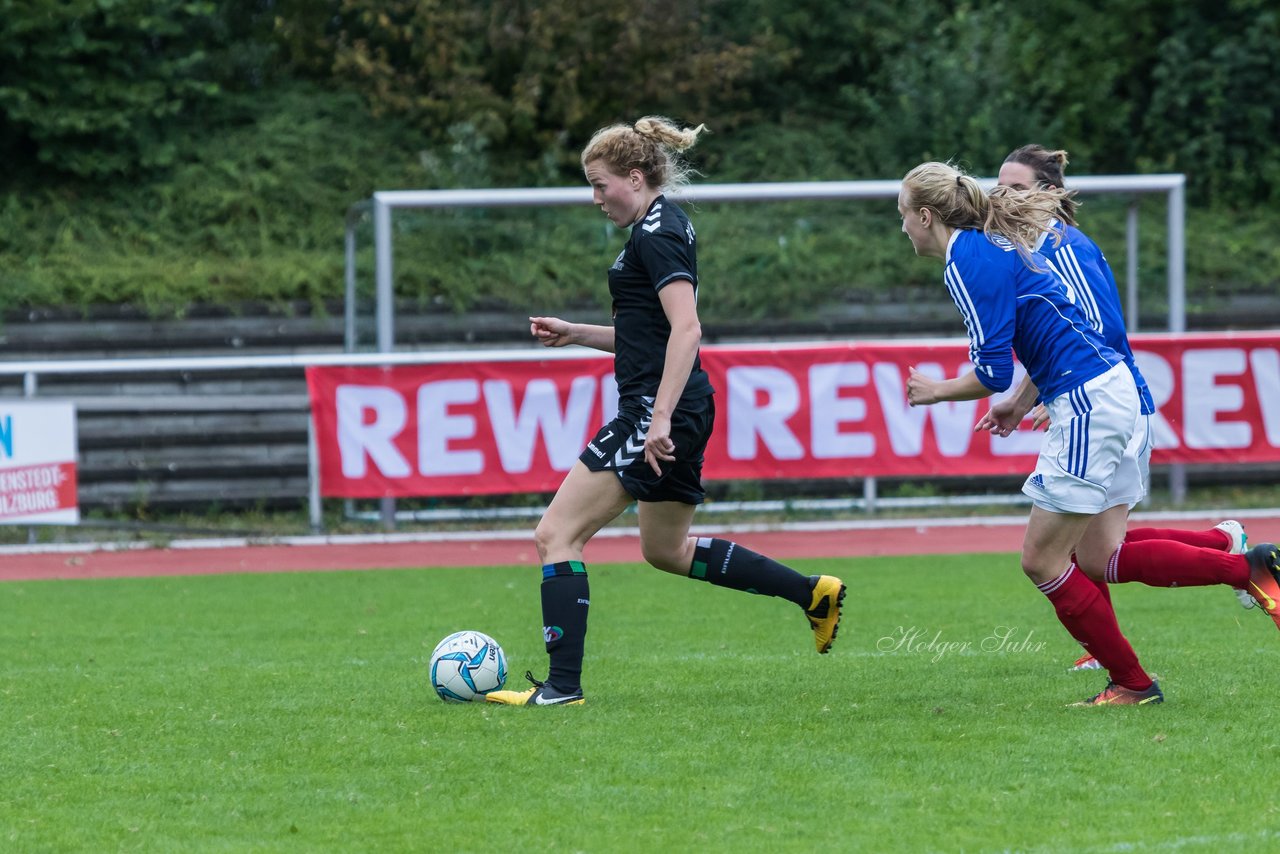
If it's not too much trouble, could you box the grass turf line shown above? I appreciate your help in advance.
[3,554,1279,852]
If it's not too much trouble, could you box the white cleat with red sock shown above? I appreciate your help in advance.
[1216,520,1259,609]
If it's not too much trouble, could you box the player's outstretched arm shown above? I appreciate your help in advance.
[907,366,994,406]
[529,316,615,353]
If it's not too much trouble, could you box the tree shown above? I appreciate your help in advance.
[323,0,782,180]
[0,0,223,180]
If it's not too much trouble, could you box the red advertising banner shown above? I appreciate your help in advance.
[306,332,1280,498]
[0,462,78,519]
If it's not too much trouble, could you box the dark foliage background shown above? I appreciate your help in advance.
[1,0,1276,322]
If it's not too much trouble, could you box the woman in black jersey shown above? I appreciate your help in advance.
[486,116,846,706]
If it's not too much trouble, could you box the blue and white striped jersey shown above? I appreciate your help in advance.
[943,228,1123,402]
[1037,222,1156,415]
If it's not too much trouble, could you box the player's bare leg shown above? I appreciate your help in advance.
[488,464,631,707]
[534,463,633,565]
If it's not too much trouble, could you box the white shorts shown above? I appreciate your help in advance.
[1105,413,1151,511]
[1022,363,1140,515]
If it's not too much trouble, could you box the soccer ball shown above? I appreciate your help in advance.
[429,630,508,702]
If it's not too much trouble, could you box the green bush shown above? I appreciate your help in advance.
[0,85,428,315]
[0,0,224,178]
[318,0,782,176]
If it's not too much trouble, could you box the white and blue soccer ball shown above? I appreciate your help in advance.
[429,630,508,702]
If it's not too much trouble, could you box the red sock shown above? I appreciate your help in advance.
[1072,551,1112,606]
[1107,541,1249,588]
[1126,526,1230,550]
[1037,564,1151,691]
[1087,571,1112,605]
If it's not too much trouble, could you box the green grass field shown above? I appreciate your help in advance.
[4,554,1279,852]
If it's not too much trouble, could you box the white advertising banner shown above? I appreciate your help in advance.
[0,400,79,524]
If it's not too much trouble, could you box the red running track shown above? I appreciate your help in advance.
[3,513,1275,582]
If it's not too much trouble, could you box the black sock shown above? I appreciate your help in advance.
[541,560,589,693]
[688,537,811,607]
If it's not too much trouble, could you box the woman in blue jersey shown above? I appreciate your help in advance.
[980,146,1262,672]
[485,117,845,707]
[897,160,1280,706]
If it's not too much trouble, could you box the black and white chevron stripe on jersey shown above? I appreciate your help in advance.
[641,204,662,234]
[609,400,653,469]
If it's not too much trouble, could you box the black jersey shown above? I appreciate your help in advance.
[607,195,714,403]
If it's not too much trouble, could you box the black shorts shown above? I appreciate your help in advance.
[579,394,714,505]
